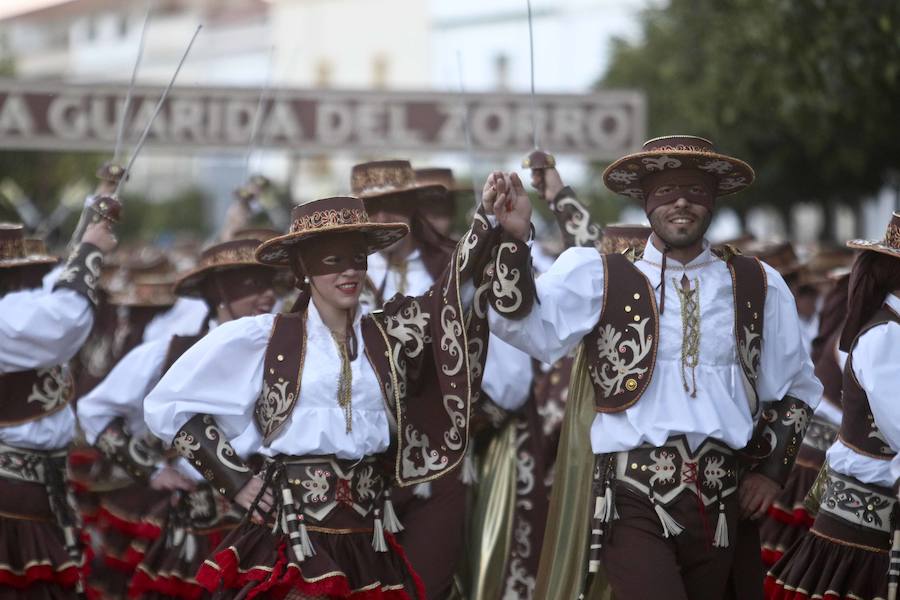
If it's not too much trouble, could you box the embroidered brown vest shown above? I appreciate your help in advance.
[582,251,766,413]
[0,366,74,426]
[838,306,899,460]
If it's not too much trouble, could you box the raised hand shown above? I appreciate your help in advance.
[530,166,565,205]
[493,172,532,241]
[481,171,504,216]
[82,220,117,253]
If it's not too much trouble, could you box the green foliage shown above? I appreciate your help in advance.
[600,0,900,215]
[115,187,211,241]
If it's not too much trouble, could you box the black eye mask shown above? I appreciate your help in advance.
[297,233,368,276]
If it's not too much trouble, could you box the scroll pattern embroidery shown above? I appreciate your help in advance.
[589,319,654,397]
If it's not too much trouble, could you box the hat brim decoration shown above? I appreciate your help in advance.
[603,135,755,201]
[352,160,447,202]
[846,211,900,259]
[0,225,59,269]
[109,277,177,308]
[255,197,410,267]
[174,238,280,297]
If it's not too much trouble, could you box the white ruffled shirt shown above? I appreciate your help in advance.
[144,301,391,460]
[488,236,823,454]
[142,297,209,342]
[0,286,94,449]
[826,293,900,488]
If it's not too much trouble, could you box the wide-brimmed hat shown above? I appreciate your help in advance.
[847,211,900,260]
[414,168,473,197]
[351,160,445,202]
[603,135,755,201]
[232,227,281,243]
[108,275,177,307]
[255,196,409,267]
[742,240,804,276]
[175,238,279,297]
[0,223,59,269]
[600,223,652,255]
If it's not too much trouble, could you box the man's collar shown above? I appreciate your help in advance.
[641,234,713,268]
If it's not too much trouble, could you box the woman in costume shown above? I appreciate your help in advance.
[766,212,900,600]
[143,183,533,599]
[77,237,280,599]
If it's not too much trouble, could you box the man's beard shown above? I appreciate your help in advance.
[649,208,712,249]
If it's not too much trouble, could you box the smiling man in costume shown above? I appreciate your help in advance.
[488,136,823,600]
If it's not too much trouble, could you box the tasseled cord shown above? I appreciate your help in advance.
[887,526,900,600]
[659,244,671,314]
[280,473,315,561]
[382,488,404,534]
[413,481,432,498]
[650,484,684,539]
[713,497,729,548]
[372,508,388,552]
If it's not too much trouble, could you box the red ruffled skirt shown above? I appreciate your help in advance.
[197,521,424,600]
[128,485,239,600]
[0,479,87,599]
[765,511,890,600]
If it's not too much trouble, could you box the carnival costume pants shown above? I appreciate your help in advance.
[600,486,741,600]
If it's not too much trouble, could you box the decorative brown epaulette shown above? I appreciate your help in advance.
[254,313,307,445]
[838,306,900,460]
[53,242,104,307]
[582,250,766,414]
[0,366,74,426]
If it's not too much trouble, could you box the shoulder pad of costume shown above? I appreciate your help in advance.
[711,244,743,262]
[624,247,643,263]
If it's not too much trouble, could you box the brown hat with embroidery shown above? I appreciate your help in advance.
[255,196,409,266]
[351,160,446,203]
[414,167,472,196]
[599,224,652,255]
[846,211,900,260]
[603,135,755,202]
[742,240,804,276]
[175,238,278,297]
[0,223,59,269]
[109,275,177,307]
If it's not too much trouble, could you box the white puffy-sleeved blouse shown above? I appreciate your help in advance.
[0,287,94,449]
[145,301,390,460]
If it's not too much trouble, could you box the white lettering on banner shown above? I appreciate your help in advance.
[0,80,645,158]
[0,95,34,136]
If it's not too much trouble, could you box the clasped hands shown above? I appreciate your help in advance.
[481,171,533,242]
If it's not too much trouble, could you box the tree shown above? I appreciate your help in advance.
[600,0,900,239]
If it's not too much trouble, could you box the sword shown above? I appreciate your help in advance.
[521,0,555,174]
[113,1,152,164]
[115,24,202,197]
[71,24,203,246]
[455,51,480,210]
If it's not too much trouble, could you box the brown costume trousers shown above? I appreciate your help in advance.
[393,474,467,600]
[599,487,748,600]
